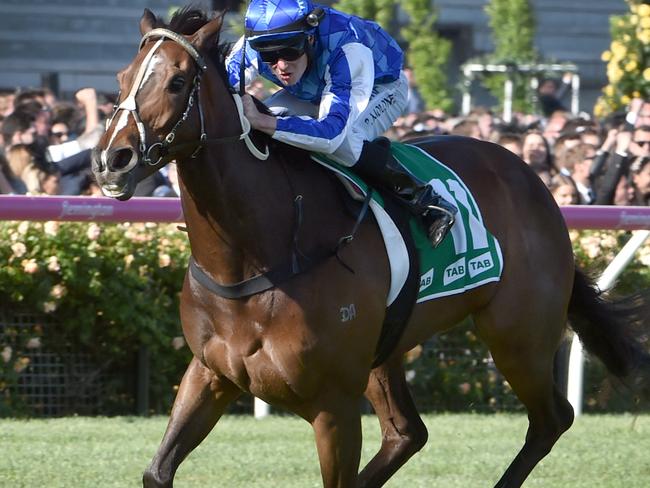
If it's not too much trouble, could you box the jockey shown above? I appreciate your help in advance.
[226,0,456,247]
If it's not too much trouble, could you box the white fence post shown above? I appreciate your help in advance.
[254,397,271,418]
[503,78,513,123]
[566,230,650,416]
[571,74,581,116]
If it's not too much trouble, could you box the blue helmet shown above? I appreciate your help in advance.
[245,0,323,47]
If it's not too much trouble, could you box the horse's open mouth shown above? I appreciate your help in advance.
[100,181,136,201]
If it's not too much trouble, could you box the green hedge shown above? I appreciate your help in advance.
[405,229,650,413]
[1,222,649,416]
[0,221,192,415]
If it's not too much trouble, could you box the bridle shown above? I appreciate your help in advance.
[105,27,269,167]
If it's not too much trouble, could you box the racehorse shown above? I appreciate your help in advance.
[92,8,650,488]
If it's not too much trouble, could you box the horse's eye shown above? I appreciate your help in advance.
[168,75,186,93]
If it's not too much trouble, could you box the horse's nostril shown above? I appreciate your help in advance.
[108,148,136,171]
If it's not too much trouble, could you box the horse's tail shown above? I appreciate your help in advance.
[568,267,650,380]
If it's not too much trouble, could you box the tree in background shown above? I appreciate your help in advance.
[335,0,453,111]
[400,0,453,112]
[482,0,538,113]
[594,1,650,118]
[334,0,395,30]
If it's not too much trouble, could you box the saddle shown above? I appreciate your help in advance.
[312,142,504,366]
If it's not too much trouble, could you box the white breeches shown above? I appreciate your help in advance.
[264,73,408,167]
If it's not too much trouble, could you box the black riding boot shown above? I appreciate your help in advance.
[354,137,457,248]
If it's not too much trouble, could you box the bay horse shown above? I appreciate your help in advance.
[92,8,650,488]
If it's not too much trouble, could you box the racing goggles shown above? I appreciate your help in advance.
[250,35,307,65]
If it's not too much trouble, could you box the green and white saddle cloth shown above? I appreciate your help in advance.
[311,141,504,305]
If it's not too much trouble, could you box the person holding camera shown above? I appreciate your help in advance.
[592,98,650,206]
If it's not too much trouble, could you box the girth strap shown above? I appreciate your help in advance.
[189,254,301,299]
[188,189,372,299]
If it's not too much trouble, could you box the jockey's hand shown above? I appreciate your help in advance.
[242,94,277,136]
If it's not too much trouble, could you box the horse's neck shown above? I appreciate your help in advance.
[178,129,297,284]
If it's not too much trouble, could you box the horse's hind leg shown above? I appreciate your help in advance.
[474,302,574,488]
[143,357,241,488]
[358,356,428,488]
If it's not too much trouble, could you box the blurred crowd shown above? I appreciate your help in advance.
[0,87,178,198]
[0,79,648,208]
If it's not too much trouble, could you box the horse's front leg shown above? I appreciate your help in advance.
[143,357,241,488]
[308,389,363,488]
[358,356,428,487]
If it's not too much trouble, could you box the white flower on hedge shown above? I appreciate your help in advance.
[1,346,11,363]
[158,253,171,267]
[11,242,26,258]
[21,258,38,274]
[25,338,41,349]
[599,234,618,249]
[43,221,59,236]
[171,337,185,350]
[87,223,101,241]
[17,221,29,235]
[47,256,60,272]
[639,247,650,266]
[124,254,135,268]
[43,301,57,313]
[50,284,66,299]
[13,357,30,373]
[579,235,601,259]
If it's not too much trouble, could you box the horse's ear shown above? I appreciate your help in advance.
[140,8,157,36]
[191,15,224,52]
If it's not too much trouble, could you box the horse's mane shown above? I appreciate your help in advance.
[163,7,233,89]
[164,7,307,161]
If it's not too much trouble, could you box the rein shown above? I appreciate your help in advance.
[105,28,269,167]
[119,28,367,299]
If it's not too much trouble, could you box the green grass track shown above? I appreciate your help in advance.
[1,414,649,487]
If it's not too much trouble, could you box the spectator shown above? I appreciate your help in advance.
[0,154,16,193]
[403,67,425,116]
[548,173,580,206]
[543,109,571,145]
[0,89,15,118]
[15,99,52,139]
[49,120,71,146]
[14,87,56,111]
[630,98,650,129]
[629,126,650,205]
[630,156,650,206]
[496,133,524,159]
[577,126,603,148]
[522,130,554,184]
[593,125,648,205]
[1,110,37,150]
[469,106,496,141]
[52,149,94,195]
[38,165,61,196]
[449,119,481,138]
[552,131,582,170]
[612,175,636,206]
[538,73,573,117]
[554,131,582,152]
[555,142,596,204]
[80,176,104,197]
[5,144,41,194]
[152,165,178,197]
[45,88,101,163]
